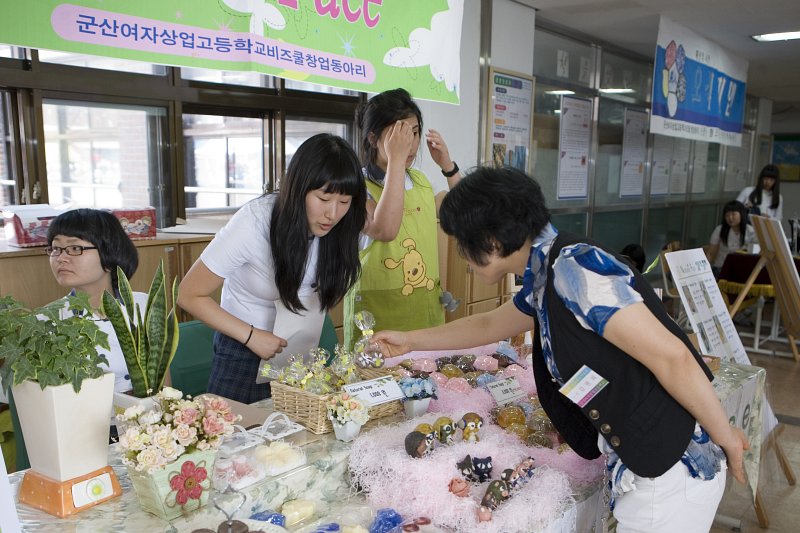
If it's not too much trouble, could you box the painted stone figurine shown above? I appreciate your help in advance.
[500,468,522,491]
[456,454,476,482]
[447,477,471,498]
[457,412,483,443]
[432,416,456,445]
[480,479,510,510]
[404,431,433,458]
[471,456,493,483]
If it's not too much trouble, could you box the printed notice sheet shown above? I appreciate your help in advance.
[557,95,592,199]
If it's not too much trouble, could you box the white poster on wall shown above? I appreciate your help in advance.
[557,95,592,199]
[620,108,648,197]
[692,141,709,193]
[651,134,673,196]
[669,138,691,194]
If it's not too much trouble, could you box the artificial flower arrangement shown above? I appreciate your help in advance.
[326,391,370,427]
[117,386,239,473]
[398,376,438,402]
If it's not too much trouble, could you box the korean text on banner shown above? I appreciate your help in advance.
[650,17,748,147]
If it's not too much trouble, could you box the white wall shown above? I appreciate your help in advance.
[416,0,536,194]
[415,1,481,194]
[491,0,535,75]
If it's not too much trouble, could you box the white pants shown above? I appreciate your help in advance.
[613,459,727,533]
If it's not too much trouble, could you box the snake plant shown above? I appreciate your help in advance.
[102,261,179,398]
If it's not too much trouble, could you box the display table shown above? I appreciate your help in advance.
[713,362,765,502]
[7,362,763,532]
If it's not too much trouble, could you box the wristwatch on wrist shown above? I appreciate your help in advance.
[441,161,459,178]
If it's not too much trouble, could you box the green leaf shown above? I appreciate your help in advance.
[103,290,147,396]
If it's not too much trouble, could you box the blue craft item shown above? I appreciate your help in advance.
[312,523,341,532]
[475,372,496,388]
[249,510,287,527]
[369,508,404,533]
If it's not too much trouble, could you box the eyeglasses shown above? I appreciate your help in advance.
[44,245,98,257]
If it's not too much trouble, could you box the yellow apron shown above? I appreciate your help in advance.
[344,169,444,348]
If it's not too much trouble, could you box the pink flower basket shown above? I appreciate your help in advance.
[127,449,216,520]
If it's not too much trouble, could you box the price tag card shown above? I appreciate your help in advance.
[487,377,527,405]
[342,376,404,407]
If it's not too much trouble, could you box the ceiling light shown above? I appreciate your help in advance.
[545,90,575,95]
[751,31,800,42]
[599,88,635,94]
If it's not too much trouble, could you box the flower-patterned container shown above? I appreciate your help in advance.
[127,449,216,521]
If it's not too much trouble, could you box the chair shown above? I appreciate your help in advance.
[168,320,216,398]
[319,313,338,356]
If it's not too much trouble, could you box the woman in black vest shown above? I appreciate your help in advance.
[373,167,748,533]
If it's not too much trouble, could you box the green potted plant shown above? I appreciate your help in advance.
[0,293,115,481]
[103,260,179,410]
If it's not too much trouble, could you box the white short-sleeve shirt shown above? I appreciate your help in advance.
[200,195,319,332]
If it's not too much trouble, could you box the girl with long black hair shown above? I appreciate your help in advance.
[178,134,367,403]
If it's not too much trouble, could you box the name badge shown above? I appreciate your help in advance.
[342,376,404,407]
[559,365,608,407]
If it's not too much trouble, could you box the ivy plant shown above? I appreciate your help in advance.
[0,293,110,394]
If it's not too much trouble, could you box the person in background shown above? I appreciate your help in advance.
[372,167,747,533]
[344,88,462,348]
[178,134,366,404]
[737,164,783,221]
[46,208,144,393]
[619,243,646,274]
[708,200,756,278]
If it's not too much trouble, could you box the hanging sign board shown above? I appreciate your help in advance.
[0,0,464,104]
[650,17,747,146]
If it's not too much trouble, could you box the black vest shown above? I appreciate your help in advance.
[530,232,713,477]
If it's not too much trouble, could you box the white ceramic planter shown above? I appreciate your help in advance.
[13,372,114,481]
[332,420,362,442]
[403,397,431,418]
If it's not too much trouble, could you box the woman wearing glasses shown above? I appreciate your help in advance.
[45,208,143,393]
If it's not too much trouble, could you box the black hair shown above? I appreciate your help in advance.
[619,243,646,273]
[440,166,550,266]
[720,200,748,248]
[46,208,139,292]
[748,164,781,210]
[270,133,366,313]
[355,88,423,183]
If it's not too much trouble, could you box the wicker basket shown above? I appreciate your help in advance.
[356,366,402,381]
[270,381,402,435]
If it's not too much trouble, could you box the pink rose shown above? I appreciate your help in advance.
[174,407,200,425]
[202,415,225,436]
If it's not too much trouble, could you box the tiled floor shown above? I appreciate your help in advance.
[710,318,800,533]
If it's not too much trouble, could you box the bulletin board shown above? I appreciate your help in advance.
[484,67,535,173]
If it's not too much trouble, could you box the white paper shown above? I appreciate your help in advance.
[669,138,690,194]
[665,249,748,364]
[343,377,404,407]
[256,294,325,383]
[691,141,709,194]
[650,135,673,196]
[557,96,592,199]
[620,108,648,197]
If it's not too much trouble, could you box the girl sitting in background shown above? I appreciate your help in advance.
[708,200,756,277]
[46,208,144,393]
[737,164,783,221]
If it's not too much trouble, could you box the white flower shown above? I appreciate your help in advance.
[136,447,164,470]
[139,409,162,426]
[171,424,198,447]
[120,428,149,451]
[121,404,144,421]
[159,442,185,463]
[159,387,183,400]
[151,427,174,449]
